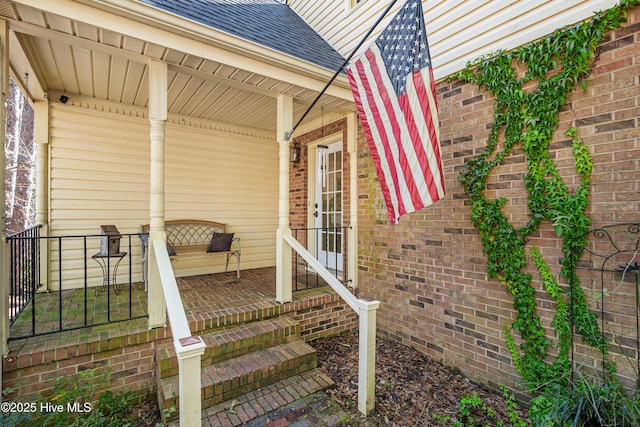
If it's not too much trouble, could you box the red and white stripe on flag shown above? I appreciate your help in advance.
[346,0,445,225]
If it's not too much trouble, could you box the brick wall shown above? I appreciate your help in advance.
[356,5,640,396]
[291,119,352,227]
[282,289,358,342]
[2,327,169,404]
[290,120,353,278]
[287,120,359,338]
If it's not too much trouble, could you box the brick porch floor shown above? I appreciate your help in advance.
[4,267,358,426]
[6,266,335,362]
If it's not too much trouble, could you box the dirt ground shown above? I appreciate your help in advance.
[130,331,527,426]
[129,399,162,426]
[311,331,528,426]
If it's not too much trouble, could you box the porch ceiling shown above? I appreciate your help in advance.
[1,0,355,135]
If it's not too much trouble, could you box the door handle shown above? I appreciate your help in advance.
[314,211,319,217]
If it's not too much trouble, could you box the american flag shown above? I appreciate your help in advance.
[346,0,445,225]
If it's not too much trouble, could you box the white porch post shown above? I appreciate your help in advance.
[357,297,380,415]
[276,94,293,304]
[34,100,49,290]
[347,112,358,288]
[0,19,10,360]
[176,338,206,427]
[148,59,167,328]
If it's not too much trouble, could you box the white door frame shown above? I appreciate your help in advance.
[307,133,344,273]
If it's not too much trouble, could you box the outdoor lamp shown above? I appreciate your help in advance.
[291,142,301,168]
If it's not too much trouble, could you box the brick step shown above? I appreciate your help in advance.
[159,340,318,423]
[157,317,300,379]
[188,301,281,336]
[165,369,336,427]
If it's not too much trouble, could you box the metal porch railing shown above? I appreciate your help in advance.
[6,230,147,340]
[567,223,640,389]
[291,225,352,291]
[8,225,42,325]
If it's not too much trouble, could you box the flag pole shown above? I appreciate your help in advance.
[284,0,402,140]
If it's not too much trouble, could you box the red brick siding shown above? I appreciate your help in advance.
[357,6,640,395]
[281,291,358,342]
[2,337,165,404]
[290,120,352,275]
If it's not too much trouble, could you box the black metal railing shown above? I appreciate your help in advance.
[7,231,147,340]
[567,223,640,388]
[8,225,42,325]
[291,226,351,291]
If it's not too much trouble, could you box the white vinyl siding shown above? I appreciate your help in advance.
[49,104,277,289]
[49,106,149,290]
[289,0,620,80]
[163,124,278,276]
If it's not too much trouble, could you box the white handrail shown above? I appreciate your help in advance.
[150,239,205,427]
[152,239,191,341]
[283,233,360,314]
[282,233,379,415]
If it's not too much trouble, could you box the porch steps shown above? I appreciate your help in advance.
[156,317,299,378]
[157,315,334,425]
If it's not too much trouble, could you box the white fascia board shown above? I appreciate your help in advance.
[9,30,44,102]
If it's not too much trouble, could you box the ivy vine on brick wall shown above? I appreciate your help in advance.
[449,0,640,389]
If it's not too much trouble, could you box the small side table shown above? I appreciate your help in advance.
[92,252,127,296]
[138,233,149,290]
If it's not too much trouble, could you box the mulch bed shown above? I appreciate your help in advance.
[311,331,528,426]
[129,331,528,426]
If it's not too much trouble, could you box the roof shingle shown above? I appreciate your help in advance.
[137,0,345,71]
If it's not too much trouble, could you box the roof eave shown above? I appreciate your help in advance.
[70,0,351,96]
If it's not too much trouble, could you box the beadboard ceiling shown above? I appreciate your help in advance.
[1,0,355,136]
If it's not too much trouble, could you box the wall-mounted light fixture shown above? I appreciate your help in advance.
[291,142,301,168]
[59,94,69,104]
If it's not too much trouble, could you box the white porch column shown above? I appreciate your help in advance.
[347,112,358,288]
[148,59,167,328]
[34,100,49,290]
[275,94,293,304]
[0,19,10,360]
[357,297,380,415]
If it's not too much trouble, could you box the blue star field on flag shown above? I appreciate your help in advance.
[377,0,432,96]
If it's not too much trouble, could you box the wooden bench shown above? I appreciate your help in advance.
[140,220,241,279]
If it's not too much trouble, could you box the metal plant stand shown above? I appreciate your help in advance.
[92,252,127,296]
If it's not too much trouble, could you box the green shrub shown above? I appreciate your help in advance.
[429,385,528,427]
[529,375,640,427]
[30,368,138,427]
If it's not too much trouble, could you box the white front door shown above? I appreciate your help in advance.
[314,141,343,272]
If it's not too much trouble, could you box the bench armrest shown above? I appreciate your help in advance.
[231,237,241,256]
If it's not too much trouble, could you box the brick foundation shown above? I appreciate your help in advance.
[281,289,358,342]
[2,327,169,404]
[2,273,358,408]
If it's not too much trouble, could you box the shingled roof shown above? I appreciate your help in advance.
[137,0,346,71]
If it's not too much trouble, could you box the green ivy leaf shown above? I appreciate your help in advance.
[453,0,638,393]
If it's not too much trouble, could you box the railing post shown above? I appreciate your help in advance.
[357,296,380,415]
[151,239,203,426]
[284,233,378,414]
[176,337,206,427]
